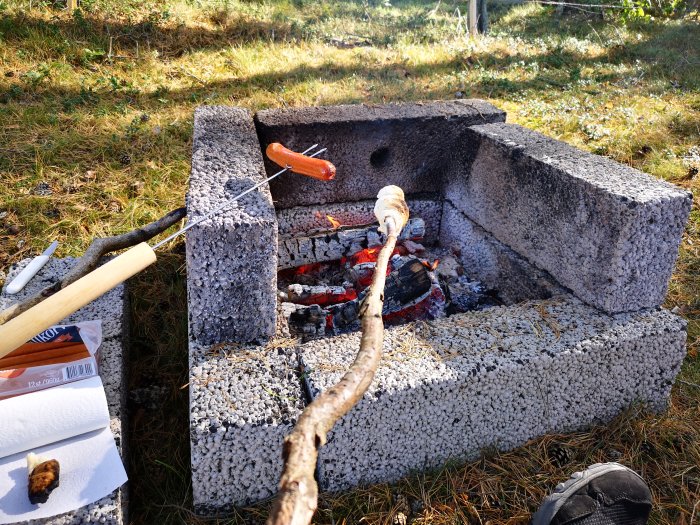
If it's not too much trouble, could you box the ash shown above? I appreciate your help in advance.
[277,241,499,338]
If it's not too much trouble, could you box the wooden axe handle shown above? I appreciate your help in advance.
[0,242,157,359]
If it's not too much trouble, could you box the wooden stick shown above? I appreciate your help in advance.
[0,242,157,359]
[267,224,399,525]
[0,207,185,326]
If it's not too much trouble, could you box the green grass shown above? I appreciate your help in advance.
[0,0,698,523]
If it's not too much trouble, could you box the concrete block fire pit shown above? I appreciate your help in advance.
[186,100,690,515]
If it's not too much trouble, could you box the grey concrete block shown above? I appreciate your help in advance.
[1,258,129,525]
[189,341,304,514]
[440,200,565,304]
[187,106,278,345]
[254,100,506,208]
[298,296,686,492]
[444,122,692,313]
[183,100,691,507]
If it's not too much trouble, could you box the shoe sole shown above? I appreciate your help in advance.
[531,462,647,525]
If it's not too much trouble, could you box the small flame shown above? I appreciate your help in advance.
[326,215,341,230]
[350,246,381,265]
[422,259,439,271]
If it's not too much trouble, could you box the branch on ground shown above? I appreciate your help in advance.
[266,229,398,525]
[0,207,186,325]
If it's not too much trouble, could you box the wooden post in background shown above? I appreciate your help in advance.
[468,0,478,36]
[479,0,489,34]
[67,0,78,9]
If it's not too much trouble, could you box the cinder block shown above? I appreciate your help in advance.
[299,296,686,492]
[254,100,506,208]
[187,106,278,345]
[440,200,564,304]
[445,122,692,313]
[189,342,304,514]
[1,258,129,525]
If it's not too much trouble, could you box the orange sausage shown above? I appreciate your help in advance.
[19,350,91,368]
[0,344,86,369]
[266,143,336,181]
[5,341,81,358]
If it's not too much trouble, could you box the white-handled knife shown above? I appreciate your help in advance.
[5,241,59,295]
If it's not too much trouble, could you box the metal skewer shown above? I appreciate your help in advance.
[152,144,326,250]
[0,143,330,358]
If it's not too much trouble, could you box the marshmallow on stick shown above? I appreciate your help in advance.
[373,185,410,235]
[268,186,411,525]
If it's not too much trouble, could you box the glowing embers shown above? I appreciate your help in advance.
[287,284,358,307]
[278,215,498,336]
[279,238,464,335]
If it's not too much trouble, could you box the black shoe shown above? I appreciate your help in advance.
[531,462,652,525]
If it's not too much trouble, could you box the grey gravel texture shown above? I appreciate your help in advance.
[1,258,129,525]
[440,200,565,304]
[187,106,278,345]
[276,196,443,242]
[444,122,692,313]
[298,295,687,492]
[255,100,506,208]
[189,341,305,514]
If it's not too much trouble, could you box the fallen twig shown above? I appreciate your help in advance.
[0,207,186,325]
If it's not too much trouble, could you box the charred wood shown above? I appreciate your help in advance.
[287,284,357,306]
[278,218,425,269]
[286,258,434,334]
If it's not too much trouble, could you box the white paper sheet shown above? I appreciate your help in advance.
[0,376,109,458]
[0,427,127,523]
[0,377,127,523]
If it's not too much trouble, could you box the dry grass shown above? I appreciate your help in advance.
[0,0,699,523]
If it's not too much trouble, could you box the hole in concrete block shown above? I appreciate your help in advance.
[369,146,391,169]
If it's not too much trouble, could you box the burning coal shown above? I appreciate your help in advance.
[278,239,496,337]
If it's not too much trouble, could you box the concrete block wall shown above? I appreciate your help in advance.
[444,122,692,313]
[185,100,691,514]
[189,342,304,513]
[440,200,564,305]
[254,100,506,208]
[299,297,687,492]
[1,259,129,525]
[186,106,278,346]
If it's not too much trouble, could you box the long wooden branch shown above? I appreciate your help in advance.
[267,227,399,525]
[0,207,186,325]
